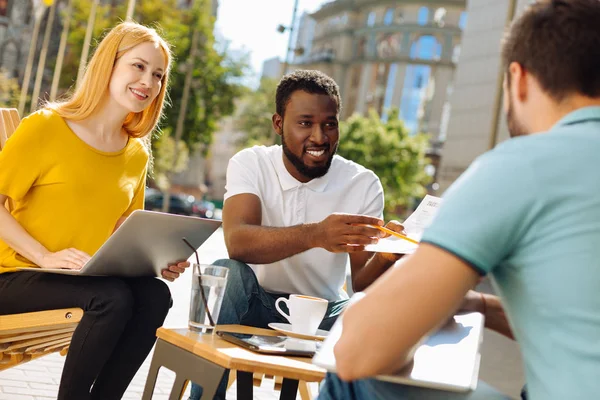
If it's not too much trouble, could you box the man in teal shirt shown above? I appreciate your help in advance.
[318,1,600,399]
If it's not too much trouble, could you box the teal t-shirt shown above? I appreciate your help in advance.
[421,107,600,400]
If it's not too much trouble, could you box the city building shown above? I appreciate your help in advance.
[437,0,530,193]
[261,56,283,80]
[291,0,467,142]
[0,1,34,80]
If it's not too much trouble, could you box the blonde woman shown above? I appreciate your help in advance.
[0,22,187,400]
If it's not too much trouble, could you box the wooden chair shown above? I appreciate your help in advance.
[0,108,83,370]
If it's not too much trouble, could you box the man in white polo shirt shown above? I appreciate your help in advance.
[190,70,402,400]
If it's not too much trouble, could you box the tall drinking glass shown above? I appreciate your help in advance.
[188,264,228,333]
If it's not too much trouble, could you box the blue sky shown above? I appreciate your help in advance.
[214,0,328,82]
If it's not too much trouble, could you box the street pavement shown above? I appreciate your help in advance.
[0,228,524,399]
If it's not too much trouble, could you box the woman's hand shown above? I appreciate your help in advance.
[38,249,91,270]
[161,261,190,282]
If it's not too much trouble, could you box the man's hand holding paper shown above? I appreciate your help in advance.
[365,195,442,254]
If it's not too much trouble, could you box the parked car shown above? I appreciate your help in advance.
[144,192,194,215]
[192,199,216,219]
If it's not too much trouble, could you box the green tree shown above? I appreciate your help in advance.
[0,70,21,108]
[338,109,432,218]
[57,0,246,151]
[235,77,279,148]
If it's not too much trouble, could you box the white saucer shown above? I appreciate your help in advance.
[268,323,329,341]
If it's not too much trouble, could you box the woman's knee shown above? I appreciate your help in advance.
[130,277,172,318]
[88,278,135,319]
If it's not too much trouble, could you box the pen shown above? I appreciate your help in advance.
[358,224,420,245]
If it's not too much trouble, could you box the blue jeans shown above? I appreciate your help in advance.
[317,373,512,400]
[189,259,348,400]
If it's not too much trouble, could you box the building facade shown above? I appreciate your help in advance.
[0,0,34,81]
[436,0,531,193]
[291,0,467,142]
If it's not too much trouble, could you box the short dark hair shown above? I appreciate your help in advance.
[501,0,600,101]
[275,70,342,117]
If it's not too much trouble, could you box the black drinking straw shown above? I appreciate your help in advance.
[182,237,215,327]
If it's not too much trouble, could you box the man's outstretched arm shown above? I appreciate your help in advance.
[222,193,384,265]
[334,243,480,381]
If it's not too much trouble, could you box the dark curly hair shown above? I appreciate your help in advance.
[275,70,342,117]
[502,0,600,101]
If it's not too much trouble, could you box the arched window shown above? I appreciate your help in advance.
[366,11,376,27]
[384,8,394,25]
[410,36,442,61]
[417,7,429,25]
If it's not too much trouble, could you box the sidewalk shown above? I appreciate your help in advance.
[0,229,300,400]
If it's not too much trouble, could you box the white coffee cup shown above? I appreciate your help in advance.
[275,294,328,335]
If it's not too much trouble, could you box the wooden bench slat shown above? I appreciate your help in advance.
[0,326,76,344]
[0,308,83,336]
[3,332,73,352]
[24,336,73,353]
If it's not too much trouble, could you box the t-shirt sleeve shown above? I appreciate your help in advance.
[223,149,260,201]
[360,174,385,219]
[123,166,148,217]
[420,152,536,275]
[0,114,44,201]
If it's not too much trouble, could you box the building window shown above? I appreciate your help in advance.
[382,63,398,121]
[366,11,376,27]
[400,64,431,134]
[459,11,468,29]
[410,36,442,61]
[384,8,394,25]
[452,44,461,63]
[417,7,429,26]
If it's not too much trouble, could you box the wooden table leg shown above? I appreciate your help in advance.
[236,371,254,400]
[279,378,300,400]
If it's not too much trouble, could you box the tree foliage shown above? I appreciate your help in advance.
[338,109,432,218]
[0,70,20,108]
[58,0,247,153]
[152,127,190,191]
[235,77,279,148]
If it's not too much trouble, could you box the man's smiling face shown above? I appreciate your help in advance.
[274,90,339,183]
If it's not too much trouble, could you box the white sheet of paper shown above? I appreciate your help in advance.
[366,195,442,254]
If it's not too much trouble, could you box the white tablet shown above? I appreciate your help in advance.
[312,307,484,393]
[20,210,221,277]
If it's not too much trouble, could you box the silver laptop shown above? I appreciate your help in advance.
[312,306,484,393]
[20,210,221,277]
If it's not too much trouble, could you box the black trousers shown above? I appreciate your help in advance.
[0,271,172,400]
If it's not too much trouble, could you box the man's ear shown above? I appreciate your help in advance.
[509,62,528,102]
[272,113,283,137]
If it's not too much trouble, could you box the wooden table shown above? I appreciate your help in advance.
[142,325,327,400]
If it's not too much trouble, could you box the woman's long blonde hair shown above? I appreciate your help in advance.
[46,22,172,138]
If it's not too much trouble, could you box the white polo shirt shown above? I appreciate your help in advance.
[224,145,384,301]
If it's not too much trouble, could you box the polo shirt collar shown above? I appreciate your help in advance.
[555,106,600,128]
[274,146,330,192]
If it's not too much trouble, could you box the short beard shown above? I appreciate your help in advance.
[281,129,337,180]
[506,91,528,138]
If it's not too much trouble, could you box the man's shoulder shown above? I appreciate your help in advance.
[232,145,279,164]
[330,154,380,183]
